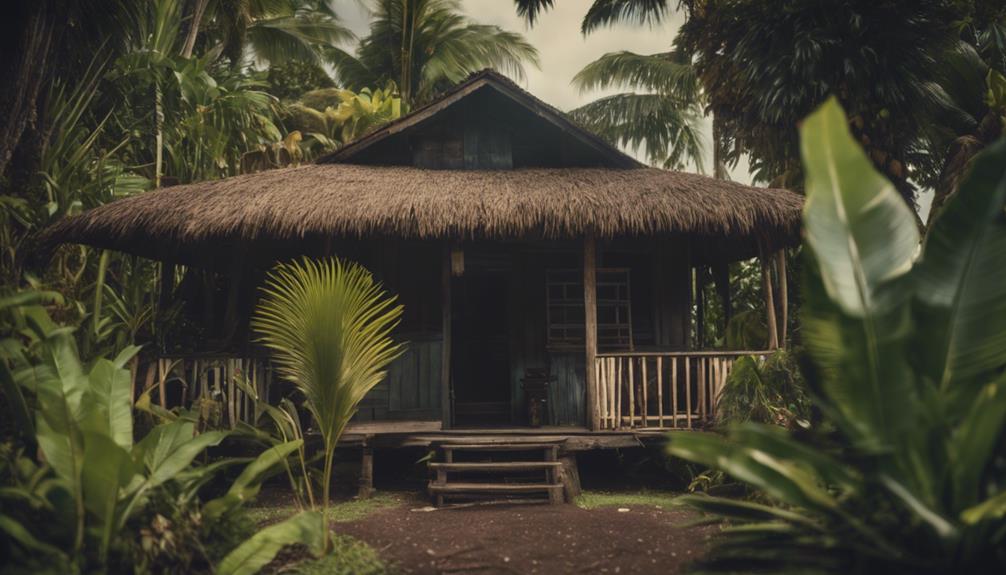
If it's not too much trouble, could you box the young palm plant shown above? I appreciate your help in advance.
[667,99,1006,572]
[251,257,404,549]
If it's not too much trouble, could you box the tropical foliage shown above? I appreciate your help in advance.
[333,0,540,106]
[0,291,317,573]
[715,350,810,430]
[252,257,404,550]
[570,50,705,171]
[667,99,1006,573]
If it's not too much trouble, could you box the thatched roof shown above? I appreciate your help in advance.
[39,69,803,266]
[39,163,803,264]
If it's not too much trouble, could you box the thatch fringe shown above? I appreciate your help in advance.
[39,164,802,257]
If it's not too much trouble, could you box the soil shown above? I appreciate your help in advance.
[334,496,713,575]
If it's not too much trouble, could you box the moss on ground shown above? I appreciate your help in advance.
[247,492,401,526]
[285,533,388,575]
[575,489,683,510]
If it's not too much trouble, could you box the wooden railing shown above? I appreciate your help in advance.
[138,354,277,427]
[593,351,769,430]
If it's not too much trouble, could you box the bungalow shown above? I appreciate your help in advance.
[41,70,802,503]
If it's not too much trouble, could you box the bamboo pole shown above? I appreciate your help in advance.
[671,357,678,429]
[776,250,789,347]
[608,358,616,429]
[597,358,607,429]
[657,356,664,428]
[761,242,780,350]
[615,357,623,429]
[685,357,692,429]
[641,357,648,427]
[627,357,635,428]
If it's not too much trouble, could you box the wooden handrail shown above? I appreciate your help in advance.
[595,349,771,358]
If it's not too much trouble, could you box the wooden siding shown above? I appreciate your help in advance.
[356,337,443,421]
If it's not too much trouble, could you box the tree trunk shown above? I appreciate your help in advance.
[926,110,1002,229]
[180,0,210,59]
[0,1,55,186]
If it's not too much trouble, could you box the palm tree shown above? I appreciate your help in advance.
[251,257,404,551]
[210,0,355,67]
[570,49,707,172]
[332,0,540,106]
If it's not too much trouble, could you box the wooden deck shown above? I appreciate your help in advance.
[340,420,674,452]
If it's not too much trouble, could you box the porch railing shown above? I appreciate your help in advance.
[593,350,769,430]
[139,354,276,428]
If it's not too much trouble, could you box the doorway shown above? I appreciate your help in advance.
[451,272,511,427]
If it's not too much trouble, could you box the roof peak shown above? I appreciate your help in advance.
[317,68,641,169]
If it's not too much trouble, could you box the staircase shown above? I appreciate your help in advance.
[427,441,565,506]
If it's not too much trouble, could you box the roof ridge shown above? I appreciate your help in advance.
[315,68,641,168]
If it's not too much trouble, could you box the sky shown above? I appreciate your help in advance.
[335,0,752,182]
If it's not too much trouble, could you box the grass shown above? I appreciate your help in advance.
[575,489,683,510]
[283,533,388,575]
[247,492,401,526]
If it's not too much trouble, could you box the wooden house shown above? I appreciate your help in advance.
[42,70,802,501]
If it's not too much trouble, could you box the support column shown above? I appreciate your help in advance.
[357,443,374,499]
[776,251,788,346]
[760,242,779,350]
[583,235,599,431]
[440,242,452,429]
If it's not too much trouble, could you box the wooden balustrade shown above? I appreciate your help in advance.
[593,351,769,430]
[139,354,277,428]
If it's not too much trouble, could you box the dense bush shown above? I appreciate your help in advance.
[668,99,1006,573]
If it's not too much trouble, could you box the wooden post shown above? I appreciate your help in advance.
[776,251,788,347]
[440,242,452,429]
[559,454,582,503]
[583,235,600,431]
[695,267,706,349]
[761,243,779,350]
[358,444,374,499]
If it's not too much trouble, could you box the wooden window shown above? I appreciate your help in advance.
[546,268,633,351]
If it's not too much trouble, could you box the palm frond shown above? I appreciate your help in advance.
[572,50,699,101]
[581,0,670,35]
[513,0,555,25]
[570,93,705,171]
[251,257,404,447]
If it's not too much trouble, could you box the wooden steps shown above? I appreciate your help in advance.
[428,441,566,506]
[429,461,561,472]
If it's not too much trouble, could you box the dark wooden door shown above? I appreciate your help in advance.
[452,272,511,426]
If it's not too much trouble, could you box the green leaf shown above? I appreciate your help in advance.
[81,431,137,561]
[0,514,68,560]
[675,494,822,530]
[81,358,134,449]
[203,439,304,520]
[215,511,325,575]
[668,431,839,513]
[799,98,919,453]
[800,96,918,317]
[914,138,1006,408]
[134,422,228,489]
[947,380,1006,510]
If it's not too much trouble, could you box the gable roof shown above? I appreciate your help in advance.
[317,69,642,168]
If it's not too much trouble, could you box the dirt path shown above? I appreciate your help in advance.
[335,498,712,574]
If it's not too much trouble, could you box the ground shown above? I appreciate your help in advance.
[255,490,713,574]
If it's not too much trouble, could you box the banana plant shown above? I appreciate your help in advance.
[668,98,1006,573]
[252,257,404,552]
[1,294,311,572]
